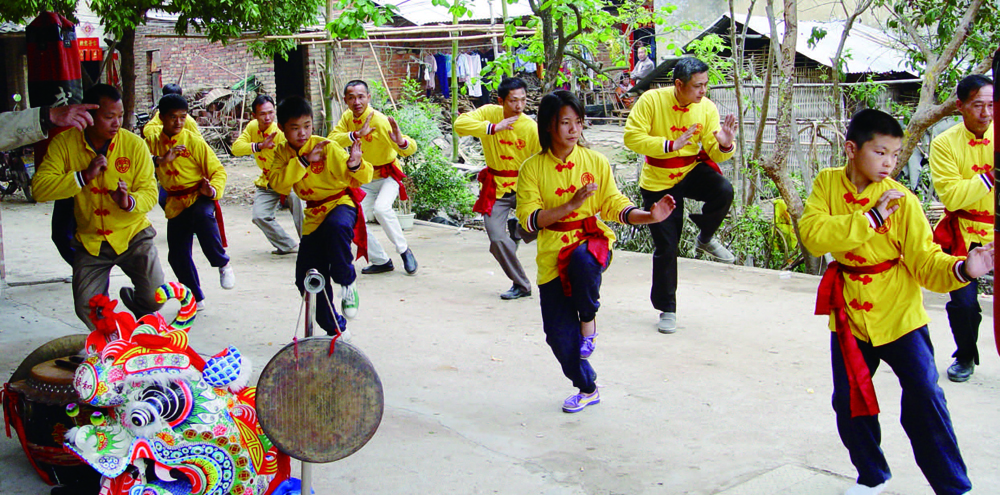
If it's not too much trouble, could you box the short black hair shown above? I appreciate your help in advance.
[344,80,369,95]
[498,78,528,100]
[158,94,188,115]
[673,57,709,84]
[845,109,903,149]
[537,90,585,153]
[277,96,312,126]
[956,74,993,102]
[82,84,121,107]
[252,94,276,114]
[162,83,183,96]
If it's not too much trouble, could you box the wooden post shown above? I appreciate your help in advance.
[451,9,460,162]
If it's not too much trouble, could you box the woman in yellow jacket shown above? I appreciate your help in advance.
[516,91,674,413]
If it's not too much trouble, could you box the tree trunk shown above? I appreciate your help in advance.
[119,28,136,132]
[539,10,558,92]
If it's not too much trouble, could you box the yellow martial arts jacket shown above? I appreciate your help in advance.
[142,111,199,141]
[455,105,541,197]
[269,136,373,236]
[800,167,969,345]
[929,121,995,247]
[516,145,636,286]
[145,129,227,219]
[327,106,417,165]
[32,128,157,256]
[624,87,733,191]
[232,120,286,189]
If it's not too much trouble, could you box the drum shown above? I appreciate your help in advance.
[3,357,102,489]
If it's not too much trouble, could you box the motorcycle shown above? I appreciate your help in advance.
[0,146,34,202]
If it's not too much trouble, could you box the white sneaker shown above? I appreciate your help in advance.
[219,264,235,290]
[341,282,359,319]
[845,482,886,495]
[696,237,736,264]
[657,312,677,334]
[196,300,206,312]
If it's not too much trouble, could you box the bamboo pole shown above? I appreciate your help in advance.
[451,9,460,162]
[264,25,513,40]
[301,31,533,46]
[368,41,397,110]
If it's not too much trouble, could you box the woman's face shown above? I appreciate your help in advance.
[550,105,583,151]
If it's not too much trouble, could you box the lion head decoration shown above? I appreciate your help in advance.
[64,282,293,495]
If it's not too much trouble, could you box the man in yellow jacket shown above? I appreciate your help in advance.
[146,94,233,310]
[232,94,303,255]
[929,74,995,382]
[623,57,737,334]
[328,80,418,275]
[455,77,542,300]
[271,96,373,333]
[32,84,165,328]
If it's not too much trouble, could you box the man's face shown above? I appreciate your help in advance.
[957,85,993,137]
[162,108,187,137]
[89,97,123,143]
[344,85,370,118]
[638,49,648,61]
[279,114,313,150]
[675,72,709,106]
[255,101,276,129]
[500,88,527,118]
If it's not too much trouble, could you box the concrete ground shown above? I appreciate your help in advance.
[1,194,998,495]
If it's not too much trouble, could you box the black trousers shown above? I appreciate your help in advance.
[640,163,733,313]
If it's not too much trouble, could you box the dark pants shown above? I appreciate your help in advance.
[946,243,981,364]
[640,163,733,312]
[831,326,970,494]
[539,243,607,395]
[167,196,229,302]
[296,205,357,335]
[51,198,76,266]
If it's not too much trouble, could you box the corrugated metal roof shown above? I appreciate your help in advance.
[0,21,26,34]
[377,0,533,26]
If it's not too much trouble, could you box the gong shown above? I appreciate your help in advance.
[256,336,384,463]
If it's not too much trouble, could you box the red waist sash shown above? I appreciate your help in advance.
[816,258,899,418]
[473,167,519,216]
[305,188,369,261]
[166,184,228,248]
[645,150,721,175]
[547,216,610,297]
[374,160,409,201]
[932,209,993,257]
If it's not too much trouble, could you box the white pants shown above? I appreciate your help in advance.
[361,177,408,265]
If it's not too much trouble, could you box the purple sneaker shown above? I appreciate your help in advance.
[562,390,600,413]
[580,333,598,359]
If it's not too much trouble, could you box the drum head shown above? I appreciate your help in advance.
[256,336,384,463]
[9,334,86,384]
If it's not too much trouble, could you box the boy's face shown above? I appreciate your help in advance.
[162,108,187,137]
[254,101,276,129]
[279,115,313,150]
[846,133,902,184]
[344,85,370,117]
[957,85,993,137]
[88,97,123,143]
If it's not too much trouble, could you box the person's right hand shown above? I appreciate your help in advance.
[494,115,519,133]
[671,123,701,152]
[305,140,330,163]
[261,132,277,150]
[83,155,107,183]
[163,145,186,164]
[356,114,375,139]
[566,183,598,210]
[874,189,905,220]
[50,104,99,131]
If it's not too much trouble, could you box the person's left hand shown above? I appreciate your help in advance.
[965,242,995,279]
[198,178,215,198]
[714,113,737,149]
[109,179,131,210]
[388,116,406,147]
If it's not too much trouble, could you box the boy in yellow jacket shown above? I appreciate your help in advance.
[146,94,233,310]
[800,109,993,495]
[455,77,542,300]
[142,83,199,141]
[32,84,165,328]
[232,94,303,255]
[328,80,418,275]
[271,96,373,334]
[928,75,994,382]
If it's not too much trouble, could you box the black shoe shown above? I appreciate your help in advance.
[947,359,974,382]
[401,248,418,275]
[362,260,394,274]
[500,285,531,300]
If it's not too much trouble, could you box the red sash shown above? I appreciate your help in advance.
[166,185,228,248]
[473,167,519,216]
[306,188,368,261]
[645,150,721,175]
[816,259,899,418]
[374,160,409,201]
[547,216,610,297]
[932,209,993,257]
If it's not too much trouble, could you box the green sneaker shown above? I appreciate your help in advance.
[341,282,359,319]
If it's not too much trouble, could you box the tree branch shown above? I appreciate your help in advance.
[933,0,985,73]
[891,12,933,63]
[563,50,627,75]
